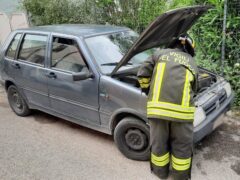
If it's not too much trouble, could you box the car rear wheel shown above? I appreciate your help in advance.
[114,117,150,161]
[7,85,31,116]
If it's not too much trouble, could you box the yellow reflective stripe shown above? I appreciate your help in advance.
[172,155,191,171]
[188,72,194,105]
[138,78,150,83]
[147,101,195,113]
[151,152,170,167]
[172,155,191,165]
[147,108,194,120]
[152,152,169,161]
[172,162,191,171]
[182,70,194,107]
[182,70,190,107]
[152,63,166,102]
[152,158,170,167]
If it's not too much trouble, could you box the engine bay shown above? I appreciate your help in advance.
[115,67,218,93]
[197,68,217,92]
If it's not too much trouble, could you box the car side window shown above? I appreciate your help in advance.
[18,34,47,65]
[51,37,88,73]
[6,33,22,59]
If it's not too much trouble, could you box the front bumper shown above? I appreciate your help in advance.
[193,93,234,143]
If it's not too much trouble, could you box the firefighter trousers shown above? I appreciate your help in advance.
[149,118,193,180]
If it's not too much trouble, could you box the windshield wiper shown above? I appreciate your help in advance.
[101,62,132,66]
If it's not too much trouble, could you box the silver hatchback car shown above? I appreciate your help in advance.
[0,6,234,160]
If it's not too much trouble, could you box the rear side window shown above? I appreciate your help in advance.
[18,34,47,65]
[51,37,88,73]
[6,33,22,59]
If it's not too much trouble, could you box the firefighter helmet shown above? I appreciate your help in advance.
[178,34,195,57]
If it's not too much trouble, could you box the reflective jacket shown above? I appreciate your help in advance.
[137,48,198,122]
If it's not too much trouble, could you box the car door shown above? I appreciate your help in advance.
[46,34,100,124]
[5,32,50,108]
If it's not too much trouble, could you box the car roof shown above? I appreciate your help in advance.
[18,24,130,38]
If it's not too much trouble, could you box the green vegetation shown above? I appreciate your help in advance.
[21,0,240,106]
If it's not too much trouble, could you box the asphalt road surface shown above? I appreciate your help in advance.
[0,85,239,180]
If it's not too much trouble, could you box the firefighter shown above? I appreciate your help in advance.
[137,34,198,180]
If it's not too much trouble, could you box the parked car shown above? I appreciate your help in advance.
[0,6,234,161]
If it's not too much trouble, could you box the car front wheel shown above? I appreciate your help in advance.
[7,85,31,116]
[114,117,150,161]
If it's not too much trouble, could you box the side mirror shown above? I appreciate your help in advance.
[72,72,94,81]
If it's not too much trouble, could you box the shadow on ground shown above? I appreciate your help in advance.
[33,110,113,142]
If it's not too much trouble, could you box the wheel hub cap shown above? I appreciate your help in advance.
[125,129,147,151]
[13,92,22,108]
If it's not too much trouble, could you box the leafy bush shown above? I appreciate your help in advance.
[21,0,240,106]
[193,0,240,105]
[21,0,98,25]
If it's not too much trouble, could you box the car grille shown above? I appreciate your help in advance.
[203,89,227,116]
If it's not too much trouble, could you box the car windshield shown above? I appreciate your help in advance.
[85,30,153,74]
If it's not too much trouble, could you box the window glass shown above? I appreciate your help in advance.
[18,34,47,65]
[85,30,153,74]
[51,37,88,73]
[6,33,22,59]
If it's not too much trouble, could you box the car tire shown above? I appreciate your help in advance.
[7,85,31,116]
[114,117,150,161]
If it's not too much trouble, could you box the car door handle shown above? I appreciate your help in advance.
[45,72,57,79]
[11,63,20,69]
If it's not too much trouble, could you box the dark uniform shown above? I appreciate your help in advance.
[137,48,198,180]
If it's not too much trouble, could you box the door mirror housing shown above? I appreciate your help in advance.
[72,72,94,81]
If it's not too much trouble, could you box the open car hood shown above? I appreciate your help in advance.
[111,5,210,75]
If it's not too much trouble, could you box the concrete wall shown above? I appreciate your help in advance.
[0,0,29,46]
[0,12,29,46]
[0,12,11,46]
[0,0,19,14]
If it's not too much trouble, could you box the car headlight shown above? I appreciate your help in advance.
[193,107,206,127]
[223,82,232,97]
